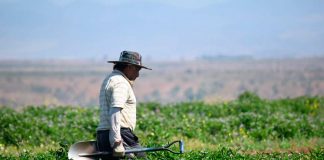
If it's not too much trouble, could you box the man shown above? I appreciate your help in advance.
[96,51,151,159]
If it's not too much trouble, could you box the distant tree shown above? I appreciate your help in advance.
[151,90,161,101]
[305,82,313,95]
[238,91,261,102]
[31,85,51,94]
[196,87,206,100]
[272,84,278,96]
[238,83,247,93]
[184,88,195,101]
[212,81,224,92]
[170,85,180,97]
[54,88,69,102]
[185,69,193,74]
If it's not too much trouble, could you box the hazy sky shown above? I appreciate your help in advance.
[1,0,324,61]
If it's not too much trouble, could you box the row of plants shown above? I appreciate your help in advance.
[1,147,323,159]
[0,92,323,159]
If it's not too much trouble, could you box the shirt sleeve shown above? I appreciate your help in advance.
[109,107,122,147]
[110,81,128,109]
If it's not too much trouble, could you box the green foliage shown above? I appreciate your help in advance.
[137,92,323,144]
[0,92,323,159]
[1,147,323,160]
[0,106,98,147]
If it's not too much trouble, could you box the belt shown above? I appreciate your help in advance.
[97,127,130,132]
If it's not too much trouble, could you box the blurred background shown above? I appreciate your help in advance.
[1,0,324,108]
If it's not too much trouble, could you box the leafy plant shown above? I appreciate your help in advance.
[0,92,323,159]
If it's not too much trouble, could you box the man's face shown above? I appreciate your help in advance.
[125,65,141,81]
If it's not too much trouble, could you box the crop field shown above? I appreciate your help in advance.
[0,92,323,159]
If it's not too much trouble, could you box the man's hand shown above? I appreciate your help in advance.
[112,140,125,157]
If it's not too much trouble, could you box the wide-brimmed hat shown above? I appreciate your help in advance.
[108,51,152,70]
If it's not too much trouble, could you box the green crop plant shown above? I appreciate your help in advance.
[0,92,323,159]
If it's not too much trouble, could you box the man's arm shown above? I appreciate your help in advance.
[108,81,128,157]
[109,107,122,147]
[109,107,125,157]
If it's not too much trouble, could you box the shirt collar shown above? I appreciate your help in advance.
[112,69,134,86]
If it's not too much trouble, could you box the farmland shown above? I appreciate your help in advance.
[0,92,323,159]
[0,57,324,107]
[0,57,323,159]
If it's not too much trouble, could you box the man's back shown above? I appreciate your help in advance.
[97,70,137,131]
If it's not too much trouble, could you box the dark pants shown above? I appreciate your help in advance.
[96,128,146,159]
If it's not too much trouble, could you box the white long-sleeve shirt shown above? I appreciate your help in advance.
[97,70,137,145]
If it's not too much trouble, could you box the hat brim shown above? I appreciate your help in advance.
[108,61,152,70]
